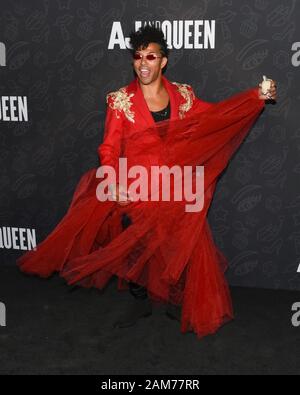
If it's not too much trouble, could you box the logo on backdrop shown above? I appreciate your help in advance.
[0,303,6,327]
[0,42,29,122]
[0,42,6,67]
[0,96,28,122]
[291,42,300,67]
[108,20,216,50]
[0,227,37,251]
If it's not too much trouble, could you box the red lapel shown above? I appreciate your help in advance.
[162,75,182,121]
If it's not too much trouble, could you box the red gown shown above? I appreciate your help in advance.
[17,76,265,339]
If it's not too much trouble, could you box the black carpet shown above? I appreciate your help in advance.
[0,266,299,375]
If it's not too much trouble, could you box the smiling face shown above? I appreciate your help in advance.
[132,42,168,86]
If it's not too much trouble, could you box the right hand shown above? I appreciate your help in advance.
[109,184,132,206]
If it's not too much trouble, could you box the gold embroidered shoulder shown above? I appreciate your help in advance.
[106,87,135,123]
[172,82,195,119]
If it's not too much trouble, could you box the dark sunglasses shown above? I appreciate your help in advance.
[133,53,162,61]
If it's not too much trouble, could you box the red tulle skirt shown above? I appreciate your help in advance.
[17,88,264,338]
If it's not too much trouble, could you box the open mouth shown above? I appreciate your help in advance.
[140,68,151,78]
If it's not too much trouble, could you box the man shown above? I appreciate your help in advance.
[98,25,277,328]
[17,25,277,339]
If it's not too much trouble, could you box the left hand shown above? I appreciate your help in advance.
[258,79,277,101]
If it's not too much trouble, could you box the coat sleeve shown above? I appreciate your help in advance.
[193,95,216,113]
[189,85,261,114]
[190,85,216,114]
[98,94,124,182]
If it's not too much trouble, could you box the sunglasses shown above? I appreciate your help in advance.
[133,53,162,61]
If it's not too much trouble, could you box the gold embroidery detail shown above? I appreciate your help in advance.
[106,88,135,123]
[172,82,195,119]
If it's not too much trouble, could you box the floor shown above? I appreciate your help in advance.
[0,266,299,375]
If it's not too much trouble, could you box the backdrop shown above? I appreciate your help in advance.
[0,0,299,291]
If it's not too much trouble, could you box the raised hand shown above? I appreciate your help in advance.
[258,79,277,101]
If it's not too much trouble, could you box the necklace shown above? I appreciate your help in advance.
[154,109,168,116]
[151,101,170,117]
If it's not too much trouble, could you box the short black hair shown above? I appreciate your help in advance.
[129,25,169,58]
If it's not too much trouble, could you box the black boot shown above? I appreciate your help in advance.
[165,303,181,322]
[114,217,153,328]
[113,282,152,328]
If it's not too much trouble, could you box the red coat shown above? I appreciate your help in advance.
[98,75,214,175]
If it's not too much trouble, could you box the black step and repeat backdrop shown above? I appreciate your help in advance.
[0,0,299,291]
